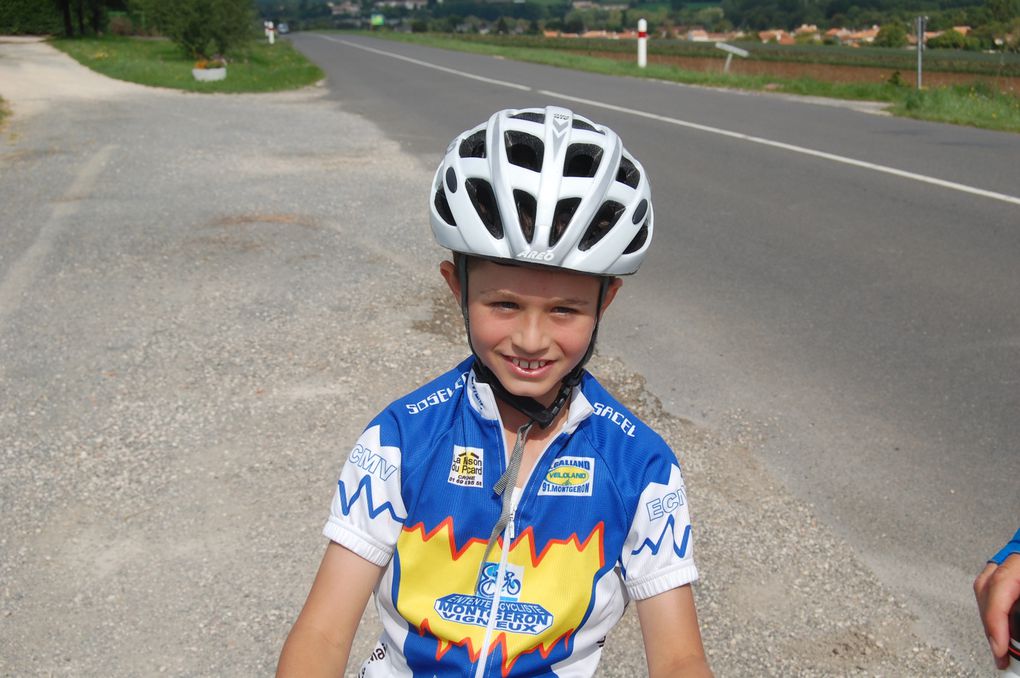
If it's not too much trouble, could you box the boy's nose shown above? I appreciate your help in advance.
[512,314,549,354]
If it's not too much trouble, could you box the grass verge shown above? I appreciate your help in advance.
[368,31,1020,132]
[0,95,9,126]
[891,82,1020,130]
[52,35,323,93]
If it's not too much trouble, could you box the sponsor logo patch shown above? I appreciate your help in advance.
[433,562,553,635]
[448,446,484,488]
[538,456,594,496]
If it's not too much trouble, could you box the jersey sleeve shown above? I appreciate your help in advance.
[619,461,698,600]
[323,421,407,567]
[991,528,1020,564]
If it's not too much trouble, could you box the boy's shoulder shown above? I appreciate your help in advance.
[576,370,671,454]
[368,357,475,429]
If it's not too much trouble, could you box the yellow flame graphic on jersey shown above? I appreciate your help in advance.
[396,517,605,675]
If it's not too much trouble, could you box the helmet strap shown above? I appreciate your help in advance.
[455,255,608,429]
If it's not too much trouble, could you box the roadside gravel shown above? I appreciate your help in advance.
[0,40,968,676]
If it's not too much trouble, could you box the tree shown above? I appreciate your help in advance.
[140,0,254,58]
[57,0,74,35]
[873,22,907,48]
[562,10,584,33]
[927,28,976,50]
[987,0,1020,24]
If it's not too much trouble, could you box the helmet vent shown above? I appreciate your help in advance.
[564,143,603,178]
[459,130,487,159]
[513,190,537,243]
[616,157,641,188]
[550,198,581,247]
[466,179,504,239]
[434,186,457,227]
[632,198,648,224]
[571,119,603,133]
[505,131,544,172]
[511,111,545,124]
[623,220,649,254]
[579,201,625,251]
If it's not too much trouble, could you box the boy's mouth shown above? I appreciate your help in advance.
[506,356,550,373]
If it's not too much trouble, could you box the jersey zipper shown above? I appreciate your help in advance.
[474,486,522,678]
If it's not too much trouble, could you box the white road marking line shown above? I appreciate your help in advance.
[313,34,532,91]
[540,89,1020,207]
[310,35,1020,207]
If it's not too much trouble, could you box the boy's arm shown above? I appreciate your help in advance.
[277,542,384,678]
[636,584,713,678]
[974,528,1020,670]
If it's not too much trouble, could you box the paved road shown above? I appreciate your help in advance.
[291,32,1020,670]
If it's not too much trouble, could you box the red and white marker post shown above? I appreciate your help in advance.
[637,18,647,68]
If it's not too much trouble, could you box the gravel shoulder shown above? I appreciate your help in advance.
[0,41,970,676]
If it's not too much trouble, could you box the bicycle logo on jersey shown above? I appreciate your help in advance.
[436,561,553,634]
[477,562,523,600]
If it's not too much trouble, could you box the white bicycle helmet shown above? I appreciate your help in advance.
[430,106,652,276]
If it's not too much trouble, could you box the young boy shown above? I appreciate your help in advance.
[278,106,710,677]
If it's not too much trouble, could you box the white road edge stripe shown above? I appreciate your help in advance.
[310,34,1020,207]
[312,34,531,91]
[540,89,1020,207]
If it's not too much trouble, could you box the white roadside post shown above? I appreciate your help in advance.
[637,19,647,68]
[915,15,927,89]
[714,41,749,73]
[268,20,276,45]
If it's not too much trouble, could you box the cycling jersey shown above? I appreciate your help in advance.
[324,357,698,677]
[992,528,1020,564]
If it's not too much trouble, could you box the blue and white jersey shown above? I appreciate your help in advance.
[991,528,1020,564]
[325,357,698,678]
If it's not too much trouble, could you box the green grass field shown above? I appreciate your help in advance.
[372,31,1020,132]
[52,35,323,93]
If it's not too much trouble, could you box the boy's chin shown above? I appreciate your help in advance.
[496,378,562,407]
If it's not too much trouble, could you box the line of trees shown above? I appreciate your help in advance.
[1,0,258,60]
[0,0,125,36]
[718,0,1020,32]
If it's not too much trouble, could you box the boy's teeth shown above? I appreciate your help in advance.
[512,358,546,370]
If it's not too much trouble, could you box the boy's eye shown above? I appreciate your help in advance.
[491,301,518,310]
[552,306,578,315]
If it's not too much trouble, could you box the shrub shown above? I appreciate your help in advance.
[109,15,134,36]
[927,29,969,50]
[874,22,908,48]
[138,0,255,59]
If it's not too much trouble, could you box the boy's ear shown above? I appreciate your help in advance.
[599,277,623,318]
[439,260,461,303]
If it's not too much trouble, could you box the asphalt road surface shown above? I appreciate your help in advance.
[290,32,1020,670]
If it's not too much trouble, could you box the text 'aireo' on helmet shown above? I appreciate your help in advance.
[429,106,653,276]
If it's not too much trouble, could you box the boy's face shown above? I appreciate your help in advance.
[441,259,620,408]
